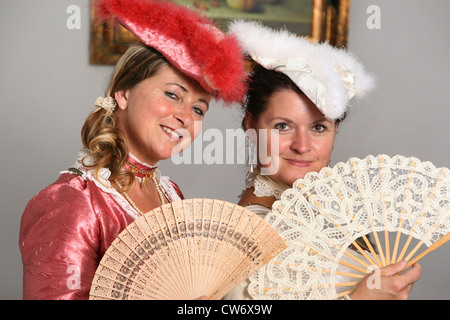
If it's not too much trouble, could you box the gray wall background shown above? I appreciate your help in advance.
[1,0,448,299]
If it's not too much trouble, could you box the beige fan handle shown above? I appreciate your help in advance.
[402,232,450,272]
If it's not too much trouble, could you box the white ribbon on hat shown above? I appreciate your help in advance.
[271,58,327,117]
[335,64,357,100]
[258,56,357,119]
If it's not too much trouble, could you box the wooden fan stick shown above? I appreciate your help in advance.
[299,184,381,269]
[337,289,355,299]
[200,200,229,297]
[181,200,200,299]
[197,200,229,295]
[338,259,369,274]
[210,207,283,298]
[385,230,391,265]
[403,203,449,264]
[349,237,377,268]
[142,209,191,297]
[376,158,390,266]
[393,162,441,264]
[215,207,254,274]
[396,234,413,262]
[209,211,260,296]
[260,280,360,294]
[200,199,233,298]
[391,225,403,263]
[113,234,179,298]
[373,231,387,266]
[307,247,369,275]
[152,208,191,296]
[216,208,266,291]
[193,198,208,295]
[403,232,450,272]
[397,173,447,265]
[398,226,434,264]
[343,164,381,266]
[215,230,283,299]
[271,261,367,279]
[343,247,372,269]
[255,281,360,298]
[350,163,386,268]
[396,205,437,263]
[195,199,212,296]
[157,204,193,297]
[390,165,418,262]
[359,235,383,268]
[280,186,375,272]
[404,239,424,263]
[213,222,249,290]
[203,202,241,295]
[125,220,184,297]
[169,202,199,298]
[301,175,384,270]
[335,281,360,287]
[339,200,384,268]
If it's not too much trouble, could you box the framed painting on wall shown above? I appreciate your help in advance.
[90,0,350,65]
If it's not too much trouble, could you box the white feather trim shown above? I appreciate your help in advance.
[228,20,375,120]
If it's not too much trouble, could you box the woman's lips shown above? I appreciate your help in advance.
[161,125,182,142]
[285,159,313,167]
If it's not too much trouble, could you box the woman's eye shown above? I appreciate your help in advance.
[274,122,290,131]
[193,106,204,116]
[312,124,326,132]
[165,91,179,100]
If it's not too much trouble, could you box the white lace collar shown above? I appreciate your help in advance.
[62,148,182,219]
[247,170,290,200]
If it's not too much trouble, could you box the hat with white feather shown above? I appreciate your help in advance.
[228,20,375,120]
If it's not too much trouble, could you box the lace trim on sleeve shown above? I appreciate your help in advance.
[159,176,182,203]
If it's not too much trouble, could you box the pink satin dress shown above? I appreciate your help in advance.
[19,152,183,300]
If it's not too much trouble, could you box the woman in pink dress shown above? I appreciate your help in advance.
[18,0,246,300]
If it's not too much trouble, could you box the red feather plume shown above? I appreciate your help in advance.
[96,0,247,104]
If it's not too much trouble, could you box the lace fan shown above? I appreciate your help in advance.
[249,154,450,299]
[89,198,286,300]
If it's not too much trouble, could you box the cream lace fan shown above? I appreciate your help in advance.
[89,198,286,300]
[249,154,450,300]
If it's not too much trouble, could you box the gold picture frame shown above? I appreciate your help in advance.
[89,0,351,65]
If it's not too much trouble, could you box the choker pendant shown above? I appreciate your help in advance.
[125,161,156,188]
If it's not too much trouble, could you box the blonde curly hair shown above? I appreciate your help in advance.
[81,42,169,191]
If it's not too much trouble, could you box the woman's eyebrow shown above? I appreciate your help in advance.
[199,98,210,110]
[165,82,187,91]
[313,116,332,124]
[166,82,209,109]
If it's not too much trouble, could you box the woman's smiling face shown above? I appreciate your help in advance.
[248,89,337,186]
[115,64,211,165]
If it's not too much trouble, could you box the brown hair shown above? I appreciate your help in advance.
[81,42,169,190]
[243,63,346,130]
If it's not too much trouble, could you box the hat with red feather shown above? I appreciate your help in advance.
[96,0,247,104]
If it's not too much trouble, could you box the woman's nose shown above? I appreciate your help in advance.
[290,133,311,154]
[174,105,192,127]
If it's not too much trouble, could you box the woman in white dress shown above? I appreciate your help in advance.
[224,20,422,300]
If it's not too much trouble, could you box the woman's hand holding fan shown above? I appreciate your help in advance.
[249,154,449,299]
